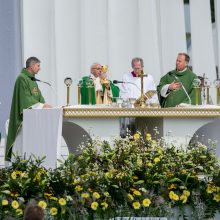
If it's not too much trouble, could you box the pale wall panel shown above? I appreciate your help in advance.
[22,0,57,105]
[215,0,220,73]
[158,0,187,74]
[190,0,216,78]
[137,0,161,84]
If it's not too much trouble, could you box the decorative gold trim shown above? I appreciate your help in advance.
[63,107,220,118]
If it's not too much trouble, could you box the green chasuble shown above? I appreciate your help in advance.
[5,68,45,160]
[79,76,119,105]
[157,68,201,108]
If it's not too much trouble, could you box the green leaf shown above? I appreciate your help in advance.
[168,178,182,183]
[133,180,144,185]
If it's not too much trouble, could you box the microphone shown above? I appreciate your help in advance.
[113,80,124,84]
[170,73,191,105]
[113,80,150,99]
[31,77,52,87]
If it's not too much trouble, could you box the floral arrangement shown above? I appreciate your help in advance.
[0,132,220,219]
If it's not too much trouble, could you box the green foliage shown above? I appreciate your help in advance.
[0,133,219,219]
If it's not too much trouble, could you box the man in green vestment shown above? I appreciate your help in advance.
[79,63,119,105]
[5,57,52,161]
[157,53,201,107]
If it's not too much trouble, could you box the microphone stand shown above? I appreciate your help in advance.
[171,74,191,105]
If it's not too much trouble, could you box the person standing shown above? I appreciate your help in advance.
[120,57,159,105]
[5,57,51,161]
[119,57,159,137]
[157,52,202,107]
[79,63,119,105]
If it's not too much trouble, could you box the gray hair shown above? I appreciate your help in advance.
[90,62,101,72]
[131,57,144,68]
[26,57,41,68]
[178,52,190,63]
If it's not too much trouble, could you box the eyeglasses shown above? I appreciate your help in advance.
[92,68,102,70]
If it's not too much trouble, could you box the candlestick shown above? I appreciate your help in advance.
[64,77,73,106]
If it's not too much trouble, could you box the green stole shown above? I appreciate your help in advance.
[5,69,45,160]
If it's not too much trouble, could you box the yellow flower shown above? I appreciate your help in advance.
[207,184,214,194]
[91,202,99,210]
[16,208,23,216]
[146,133,152,141]
[81,193,90,198]
[213,194,220,202]
[127,193,134,201]
[50,207,58,215]
[169,191,179,201]
[11,171,17,180]
[93,192,100,199]
[180,194,188,203]
[132,201,141,209]
[59,198,66,206]
[167,173,174,177]
[133,133,140,140]
[50,196,58,201]
[147,162,153,167]
[20,172,28,178]
[154,157,160,163]
[137,158,143,167]
[168,184,176,190]
[11,200,19,209]
[105,172,113,179]
[73,178,78,185]
[101,202,108,210]
[142,198,151,207]
[75,185,83,192]
[38,200,47,209]
[133,190,141,196]
[215,187,220,193]
[183,190,190,197]
[44,193,52,198]
[10,192,19,197]
[2,199,8,206]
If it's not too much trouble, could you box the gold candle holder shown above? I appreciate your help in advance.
[217,87,220,105]
[193,78,201,106]
[77,83,81,105]
[206,87,210,104]
[204,78,211,105]
[64,77,72,106]
[214,79,220,105]
[195,87,199,106]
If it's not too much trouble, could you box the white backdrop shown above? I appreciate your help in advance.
[21,0,219,106]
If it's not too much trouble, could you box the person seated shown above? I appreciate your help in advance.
[79,63,119,105]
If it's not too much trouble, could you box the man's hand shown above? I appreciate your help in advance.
[43,103,52,108]
[104,81,110,90]
[168,81,181,91]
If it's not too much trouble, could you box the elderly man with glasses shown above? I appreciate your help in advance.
[79,63,119,105]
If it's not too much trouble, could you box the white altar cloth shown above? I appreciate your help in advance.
[23,108,63,169]
[21,106,220,168]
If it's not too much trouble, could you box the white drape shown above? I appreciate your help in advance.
[21,0,218,106]
[190,0,216,78]
[215,0,220,74]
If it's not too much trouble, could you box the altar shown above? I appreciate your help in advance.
[23,106,220,168]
